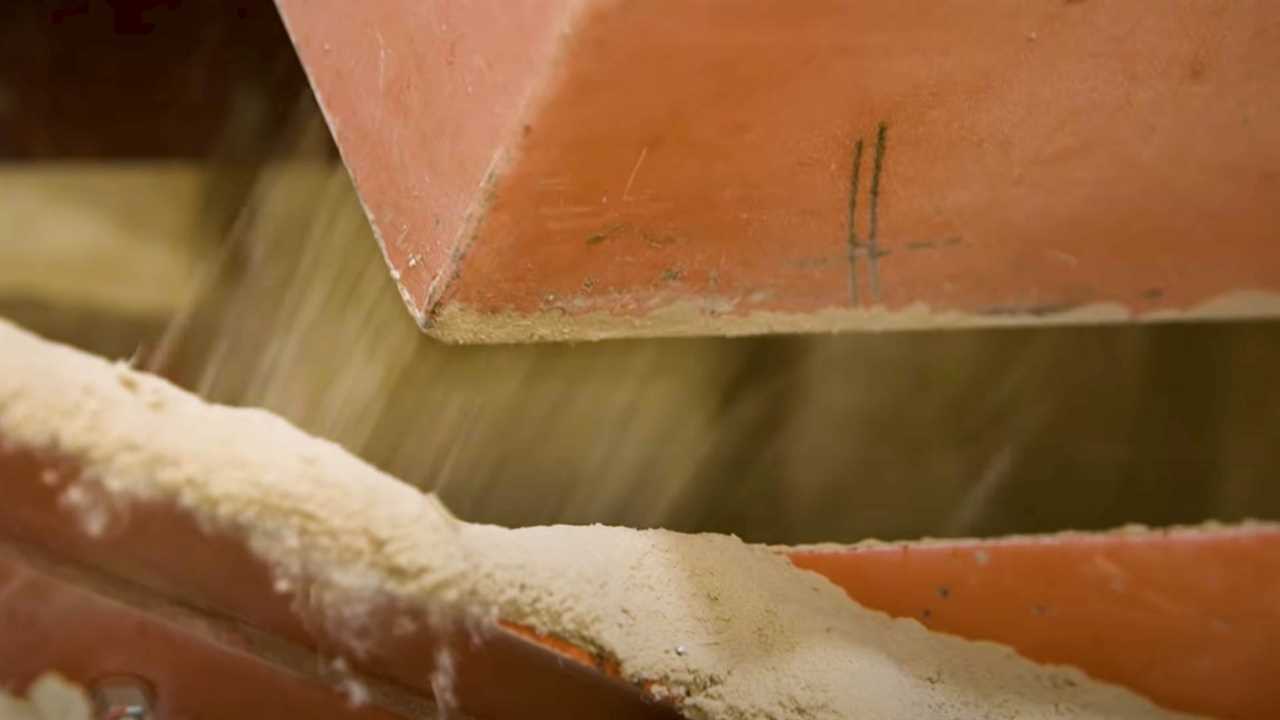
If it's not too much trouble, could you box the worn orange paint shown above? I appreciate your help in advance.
[0,548,403,720]
[280,0,1280,339]
[789,527,1280,720]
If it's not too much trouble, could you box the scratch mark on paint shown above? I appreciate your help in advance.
[867,122,888,303]
[376,32,387,92]
[1046,249,1079,267]
[906,237,962,251]
[622,146,649,202]
[586,224,626,245]
[845,138,865,306]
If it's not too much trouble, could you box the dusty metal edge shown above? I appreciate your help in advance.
[776,519,1280,556]
[275,0,599,332]
[420,0,604,333]
[268,0,431,328]
[425,290,1280,344]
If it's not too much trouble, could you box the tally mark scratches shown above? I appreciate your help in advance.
[846,122,889,305]
[866,122,888,303]
[846,138,865,306]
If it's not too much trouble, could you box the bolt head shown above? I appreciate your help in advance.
[90,675,153,720]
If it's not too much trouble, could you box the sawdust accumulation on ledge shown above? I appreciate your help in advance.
[425,290,1280,343]
[0,319,1194,719]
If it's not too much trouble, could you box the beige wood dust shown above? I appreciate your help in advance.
[0,320,1194,719]
[0,674,91,720]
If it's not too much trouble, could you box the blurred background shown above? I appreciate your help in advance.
[3,1,1278,545]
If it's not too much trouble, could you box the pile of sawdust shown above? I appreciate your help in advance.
[0,319,1191,719]
[0,674,90,720]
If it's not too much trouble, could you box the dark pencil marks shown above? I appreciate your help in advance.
[867,122,888,302]
[845,122,889,306]
[846,138,865,306]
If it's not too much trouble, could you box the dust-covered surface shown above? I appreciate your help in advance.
[0,673,91,720]
[428,297,1131,343]
[428,291,1280,343]
[0,320,1195,719]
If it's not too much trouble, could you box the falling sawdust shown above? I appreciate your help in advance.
[0,319,1194,719]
